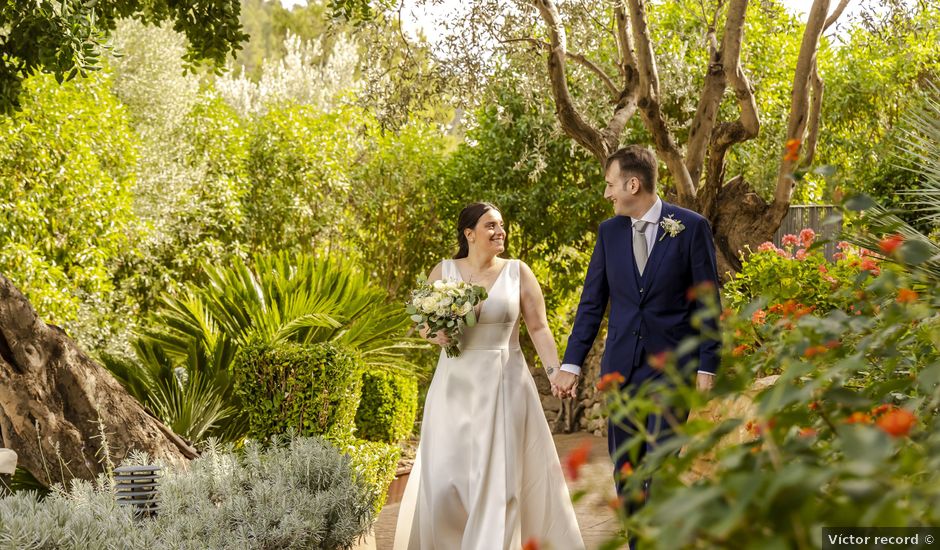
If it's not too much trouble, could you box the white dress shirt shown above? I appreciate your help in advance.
[560,197,713,378]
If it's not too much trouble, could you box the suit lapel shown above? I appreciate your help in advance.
[616,216,642,298]
[639,201,676,299]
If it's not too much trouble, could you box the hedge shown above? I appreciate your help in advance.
[355,371,419,443]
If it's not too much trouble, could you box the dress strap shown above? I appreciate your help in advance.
[441,259,460,281]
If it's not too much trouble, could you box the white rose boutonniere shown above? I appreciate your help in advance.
[659,215,685,241]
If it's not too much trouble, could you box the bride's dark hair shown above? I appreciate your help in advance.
[454,202,500,259]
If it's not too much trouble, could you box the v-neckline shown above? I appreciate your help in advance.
[453,259,511,321]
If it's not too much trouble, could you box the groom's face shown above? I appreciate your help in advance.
[604,163,640,217]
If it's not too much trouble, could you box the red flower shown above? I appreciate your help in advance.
[563,442,592,481]
[620,462,634,477]
[596,372,626,392]
[844,412,872,425]
[799,228,816,247]
[784,138,801,162]
[776,248,791,259]
[803,345,828,358]
[732,344,750,357]
[836,241,851,251]
[795,248,808,261]
[825,339,841,349]
[833,252,845,261]
[897,288,918,304]
[818,264,829,273]
[757,241,777,253]
[876,408,916,437]
[781,234,799,247]
[798,427,818,438]
[860,257,880,274]
[751,309,767,326]
[523,538,540,550]
[871,404,895,417]
[808,401,820,411]
[878,233,904,255]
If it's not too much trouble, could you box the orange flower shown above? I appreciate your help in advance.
[781,234,799,247]
[808,401,820,411]
[871,404,895,417]
[876,408,916,437]
[783,139,801,162]
[824,339,841,349]
[596,372,626,392]
[844,411,872,424]
[523,538,540,550]
[803,345,828,358]
[620,462,634,477]
[798,427,818,438]
[897,288,918,304]
[732,344,750,357]
[720,308,734,322]
[608,496,625,510]
[648,352,670,371]
[878,233,904,255]
[563,442,592,481]
[751,309,767,326]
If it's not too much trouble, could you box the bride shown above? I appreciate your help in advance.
[394,203,584,550]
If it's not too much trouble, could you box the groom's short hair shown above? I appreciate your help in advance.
[606,146,657,194]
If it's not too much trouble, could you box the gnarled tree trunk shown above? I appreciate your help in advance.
[0,273,194,488]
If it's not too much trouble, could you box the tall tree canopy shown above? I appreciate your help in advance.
[0,0,248,113]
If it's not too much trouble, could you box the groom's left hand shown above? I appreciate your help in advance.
[696,372,714,393]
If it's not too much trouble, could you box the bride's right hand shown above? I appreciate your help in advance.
[421,327,451,347]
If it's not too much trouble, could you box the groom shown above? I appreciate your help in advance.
[552,145,721,525]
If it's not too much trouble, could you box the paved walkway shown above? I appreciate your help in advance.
[368,432,623,550]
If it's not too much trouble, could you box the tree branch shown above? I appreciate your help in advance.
[824,0,851,31]
[697,0,759,219]
[531,0,608,161]
[625,0,696,204]
[503,37,621,100]
[774,0,831,207]
[802,62,824,167]
[614,4,639,87]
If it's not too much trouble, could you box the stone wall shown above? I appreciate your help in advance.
[529,326,608,437]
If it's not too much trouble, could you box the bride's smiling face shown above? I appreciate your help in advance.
[466,209,506,255]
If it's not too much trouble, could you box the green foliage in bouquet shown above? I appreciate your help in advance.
[355,371,419,444]
[407,277,488,358]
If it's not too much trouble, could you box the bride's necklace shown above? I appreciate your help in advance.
[465,259,500,284]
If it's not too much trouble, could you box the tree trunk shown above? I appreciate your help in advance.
[0,273,194,488]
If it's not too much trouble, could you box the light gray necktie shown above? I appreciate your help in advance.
[633,220,650,275]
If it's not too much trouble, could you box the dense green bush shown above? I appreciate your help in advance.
[236,342,363,441]
[0,437,372,549]
[355,371,419,443]
[235,342,401,516]
[338,437,402,517]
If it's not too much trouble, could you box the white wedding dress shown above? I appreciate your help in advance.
[394,259,584,550]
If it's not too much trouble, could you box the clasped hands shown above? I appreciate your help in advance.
[548,369,579,399]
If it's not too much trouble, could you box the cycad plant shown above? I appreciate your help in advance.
[106,252,422,444]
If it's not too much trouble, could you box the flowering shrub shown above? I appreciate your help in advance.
[724,229,881,315]
[593,266,940,548]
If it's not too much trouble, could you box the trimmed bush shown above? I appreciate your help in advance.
[336,437,402,517]
[0,437,372,549]
[235,342,362,441]
[355,371,419,443]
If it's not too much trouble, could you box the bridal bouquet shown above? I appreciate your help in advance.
[407,277,487,358]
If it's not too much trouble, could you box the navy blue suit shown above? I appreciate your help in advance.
[563,201,721,525]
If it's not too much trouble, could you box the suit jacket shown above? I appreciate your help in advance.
[562,201,721,382]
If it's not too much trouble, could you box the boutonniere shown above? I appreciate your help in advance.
[658,215,685,241]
